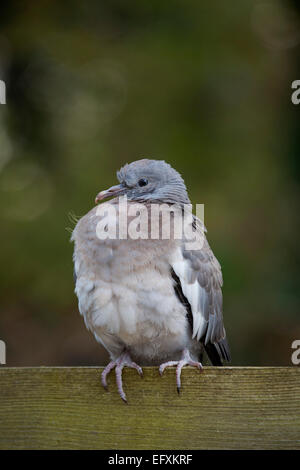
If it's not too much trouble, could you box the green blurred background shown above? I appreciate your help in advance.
[0,0,299,367]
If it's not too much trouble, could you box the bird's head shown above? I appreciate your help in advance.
[95,159,190,205]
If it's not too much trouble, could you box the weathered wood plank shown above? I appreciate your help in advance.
[0,367,299,449]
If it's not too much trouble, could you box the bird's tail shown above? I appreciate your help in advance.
[203,337,231,366]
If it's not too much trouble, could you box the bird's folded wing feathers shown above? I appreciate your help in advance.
[171,217,230,361]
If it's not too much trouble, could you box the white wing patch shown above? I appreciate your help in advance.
[172,255,209,342]
[171,240,226,346]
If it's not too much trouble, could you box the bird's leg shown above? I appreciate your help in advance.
[159,348,203,394]
[101,351,143,403]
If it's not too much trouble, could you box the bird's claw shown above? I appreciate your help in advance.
[159,349,203,393]
[101,352,143,402]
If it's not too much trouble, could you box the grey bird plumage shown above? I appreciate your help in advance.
[72,159,230,401]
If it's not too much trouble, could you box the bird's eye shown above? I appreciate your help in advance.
[138,178,148,187]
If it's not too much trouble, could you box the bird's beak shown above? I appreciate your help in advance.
[95,184,126,204]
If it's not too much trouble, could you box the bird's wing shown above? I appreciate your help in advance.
[171,217,230,364]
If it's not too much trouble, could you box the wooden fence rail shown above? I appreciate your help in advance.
[0,367,299,449]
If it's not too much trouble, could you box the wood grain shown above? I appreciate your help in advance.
[0,367,299,449]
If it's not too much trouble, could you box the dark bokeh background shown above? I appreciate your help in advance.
[0,0,299,366]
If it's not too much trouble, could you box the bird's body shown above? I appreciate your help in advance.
[72,159,230,401]
[73,203,200,365]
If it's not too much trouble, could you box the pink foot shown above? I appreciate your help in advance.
[101,351,143,403]
[159,349,203,394]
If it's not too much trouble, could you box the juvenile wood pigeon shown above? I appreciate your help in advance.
[72,159,230,402]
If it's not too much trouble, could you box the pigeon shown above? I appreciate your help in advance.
[71,159,230,402]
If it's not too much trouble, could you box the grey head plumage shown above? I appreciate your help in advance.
[95,159,191,205]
